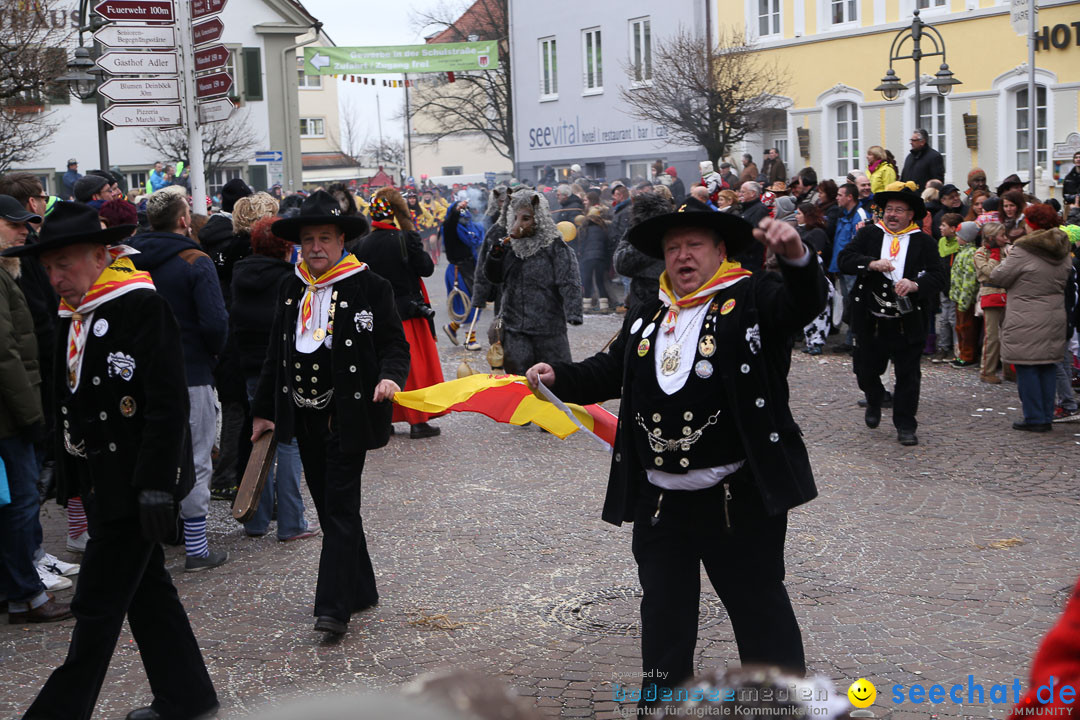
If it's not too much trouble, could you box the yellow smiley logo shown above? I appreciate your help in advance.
[847,678,877,709]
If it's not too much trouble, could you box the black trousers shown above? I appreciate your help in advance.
[24,511,217,720]
[631,469,805,707]
[854,318,923,432]
[293,406,377,622]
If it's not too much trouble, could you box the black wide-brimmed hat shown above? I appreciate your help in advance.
[872,184,926,221]
[995,173,1029,197]
[271,190,369,242]
[627,200,755,259]
[0,201,135,257]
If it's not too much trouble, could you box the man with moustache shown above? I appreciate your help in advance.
[250,191,409,636]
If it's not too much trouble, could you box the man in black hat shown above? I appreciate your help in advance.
[251,190,410,636]
[7,201,218,720]
[839,185,947,446]
[525,210,826,708]
[996,173,1030,199]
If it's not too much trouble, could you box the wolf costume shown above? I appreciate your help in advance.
[481,190,583,374]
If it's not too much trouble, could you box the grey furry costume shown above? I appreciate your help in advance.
[482,190,583,374]
[613,193,672,312]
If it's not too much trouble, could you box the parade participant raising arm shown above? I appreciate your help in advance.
[526,208,827,712]
[9,202,219,720]
[251,191,409,637]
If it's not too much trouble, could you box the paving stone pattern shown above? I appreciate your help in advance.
[3,261,1078,719]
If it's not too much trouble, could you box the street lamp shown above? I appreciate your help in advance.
[57,46,98,100]
[874,9,962,127]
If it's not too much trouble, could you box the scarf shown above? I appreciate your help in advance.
[868,158,882,174]
[295,252,367,334]
[876,221,920,260]
[657,260,752,334]
[58,246,155,389]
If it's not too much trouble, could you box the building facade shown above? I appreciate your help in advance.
[509,1,709,184]
[11,0,321,197]
[728,0,1080,197]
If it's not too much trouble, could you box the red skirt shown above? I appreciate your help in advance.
[392,316,448,425]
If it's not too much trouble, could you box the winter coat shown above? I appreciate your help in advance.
[869,162,897,194]
[990,228,1072,365]
[764,158,787,186]
[229,254,294,378]
[550,194,585,225]
[613,198,666,312]
[352,226,435,321]
[128,230,229,386]
[669,177,686,204]
[973,246,1007,308]
[575,213,611,263]
[948,245,978,311]
[900,145,945,189]
[1063,166,1080,198]
[825,205,870,273]
[483,236,583,335]
[0,268,42,439]
[797,225,829,255]
[198,213,252,310]
[739,163,759,186]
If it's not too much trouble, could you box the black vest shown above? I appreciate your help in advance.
[291,341,333,408]
[629,302,744,473]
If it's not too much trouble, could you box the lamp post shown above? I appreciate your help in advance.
[874,9,962,130]
[57,32,110,171]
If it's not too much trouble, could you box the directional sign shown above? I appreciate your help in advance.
[197,97,235,124]
[94,0,174,22]
[96,51,178,75]
[194,44,229,73]
[192,17,224,46]
[93,24,176,49]
[192,0,227,20]
[195,71,232,99]
[98,77,180,102]
[255,151,283,162]
[101,103,181,128]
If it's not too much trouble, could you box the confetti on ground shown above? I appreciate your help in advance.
[406,610,474,631]
[972,537,1024,550]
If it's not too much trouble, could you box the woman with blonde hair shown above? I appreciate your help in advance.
[866,145,898,194]
[231,192,279,236]
[351,186,446,439]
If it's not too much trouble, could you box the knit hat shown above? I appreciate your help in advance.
[956,221,980,244]
[73,174,109,202]
[220,177,252,213]
[967,167,986,184]
[98,199,137,228]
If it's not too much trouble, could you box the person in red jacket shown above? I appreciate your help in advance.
[1009,577,1080,719]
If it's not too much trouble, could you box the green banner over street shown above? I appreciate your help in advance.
[304,41,499,76]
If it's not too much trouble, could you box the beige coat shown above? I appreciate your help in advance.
[972,246,1007,299]
[989,228,1072,365]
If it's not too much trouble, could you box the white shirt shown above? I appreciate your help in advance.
[294,285,333,354]
[879,231,911,283]
[67,311,94,391]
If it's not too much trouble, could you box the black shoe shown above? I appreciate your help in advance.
[950,358,977,368]
[1012,421,1052,432]
[314,616,347,634]
[864,405,881,429]
[409,422,441,439]
[897,430,919,446]
[184,549,228,573]
[126,709,162,720]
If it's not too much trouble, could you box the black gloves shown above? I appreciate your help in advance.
[138,489,176,543]
[36,461,56,504]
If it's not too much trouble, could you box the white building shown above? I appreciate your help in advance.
[12,0,324,197]
[508,1,708,184]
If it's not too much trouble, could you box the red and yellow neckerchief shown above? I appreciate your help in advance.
[877,221,920,259]
[58,247,155,389]
[657,260,752,334]
[295,252,367,334]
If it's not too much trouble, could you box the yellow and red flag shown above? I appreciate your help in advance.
[393,374,617,449]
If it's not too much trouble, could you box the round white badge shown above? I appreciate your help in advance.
[642,322,656,339]
[93,318,109,337]
[630,318,643,335]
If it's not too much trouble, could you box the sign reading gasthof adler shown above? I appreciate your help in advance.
[303,41,499,75]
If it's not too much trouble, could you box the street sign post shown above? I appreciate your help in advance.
[94,0,174,23]
[1010,0,1035,35]
[191,17,224,46]
[100,104,181,127]
[197,97,235,124]
[255,151,284,188]
[192,0,228,20]
[98,77,180,101]
[195,71,232,99]
[193,44,229,73]
[96,51,178,75]
[93,24,176,48]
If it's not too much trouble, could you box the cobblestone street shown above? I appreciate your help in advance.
[3,261,1079,720]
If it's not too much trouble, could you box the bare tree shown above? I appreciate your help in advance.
[362,137,405,167]
[331,97,365,165]
[620,27,789,169]
[0,0,75,172]
[137,108,261,182]
[408,0,512,162]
